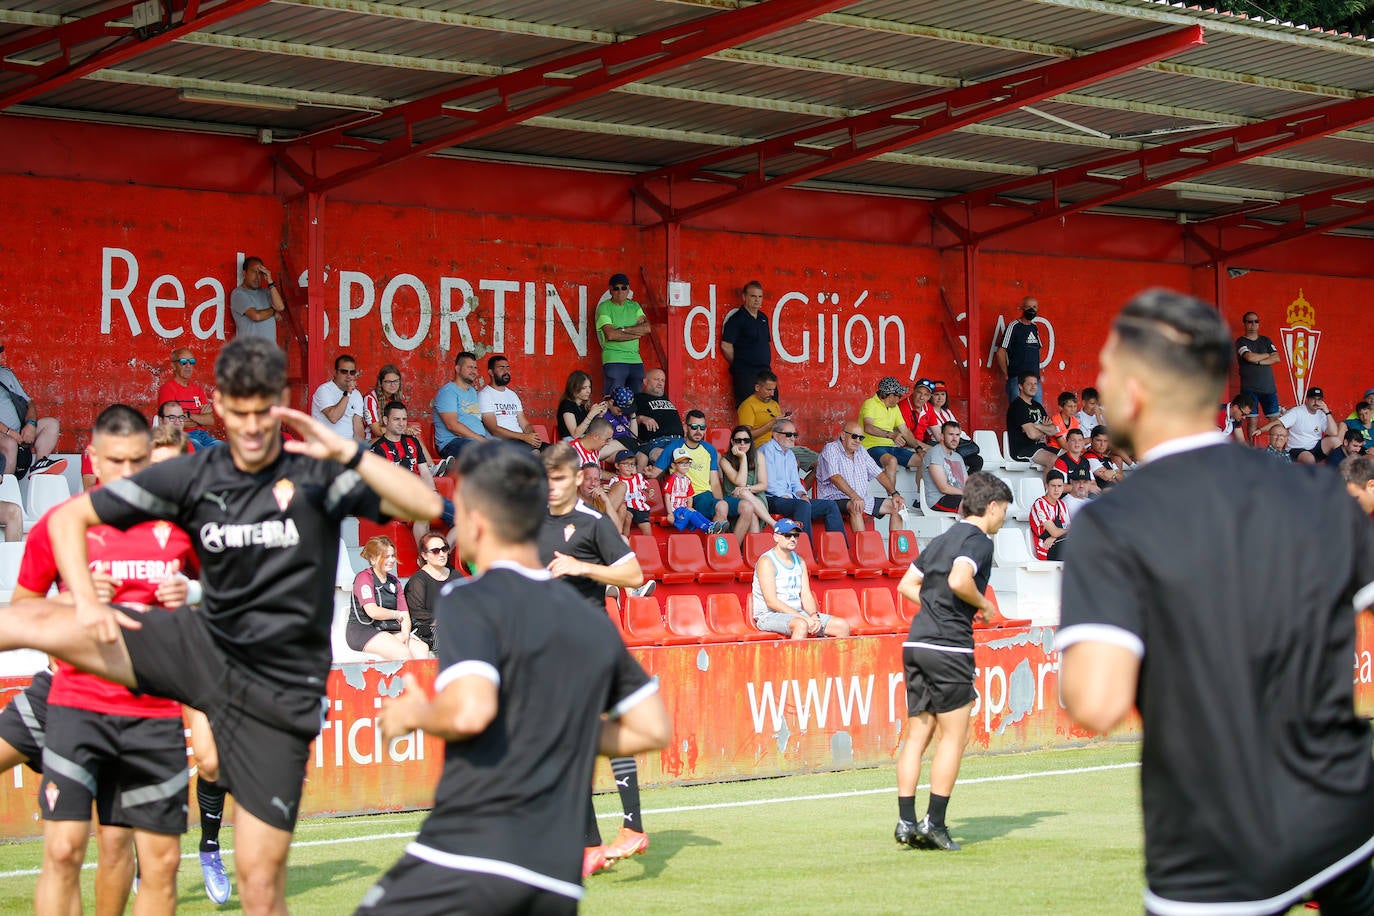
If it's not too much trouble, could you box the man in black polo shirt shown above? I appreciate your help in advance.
[363,443,669,914]
[0,337,443,915]
[1059,289,1374,914]
[722,280,773,405]
[537,442,654,876]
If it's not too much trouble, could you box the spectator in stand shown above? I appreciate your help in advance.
[1048,391,1081,452]
[607,450,654,537]
[922,421,967,514]
[1258,386,1342,464]
[0,341,64,477]
[817,420,907,533]
[1075,387,1106,435]
[604,387,639,455]
[230,255,284,342]
[557,369,608,441]
[899,378,940,445]
[737,370,790,447]
[1325,429,1366,469]
[371,401,440,545]
[401,531,450,655]
[0,498,18,542]
[1052,429,1098,494]
[156,347,218,449]
[432,351,489,459]
[578,461,623,533]
[154,401,197,454]
[1345,401,1374,450]
[760,418,844,549]
[479,355,546,451]
[1087,426,1124,490]
[1341,454,1374,515]
[149,424,190,463]
[348,536,428,661]
[1348,390,1374,421]
[311,354,366,441]
[1218,392,1256,445]
[924,381,982,472]
[1263,425,1293,464]
[634,368,683,470]
[571,417,616,472]
[1029,471,1069,560]
[661,447,726,534]
[1235,311,1282,431]
[996,296,1043,404]
[862,376,928,480]
[364,365,421,442]
[750,519,849,640]
[595,273,651,397]
[1061,467,1095,521]
[652,411,755,536]
[722,280,773,405]
[1006,373,1059,470]
[720,424,777,533]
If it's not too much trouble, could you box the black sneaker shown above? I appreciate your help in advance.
[917,816,960,851]
[894,819,920,848]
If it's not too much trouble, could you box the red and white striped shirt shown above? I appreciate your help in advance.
[1029,495,1067,561]
[663,473,694,511]
[571,437,601,468]
[616,472,652,512]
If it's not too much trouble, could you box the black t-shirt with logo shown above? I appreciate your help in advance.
[92,446,386,691]
[1060,441,1374,906]
[633,393,683,442]
[1000,320,1042,377]
[536,501,633,609]
[1006,397,1050,460]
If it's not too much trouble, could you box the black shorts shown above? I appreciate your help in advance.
[903,645,977,715]
[120,605,324,831]
[835,497,887,518]
[628,507,651,526]
[346,614,400,652]
[357,852,578,916]
[0,669,53,772]
[41,705,188,834]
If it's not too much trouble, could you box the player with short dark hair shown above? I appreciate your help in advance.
[360,442,670,914]
[1060,288,1374,914]
[0,336,442,915]
[537,443,655,875]
[893,471,1013,852]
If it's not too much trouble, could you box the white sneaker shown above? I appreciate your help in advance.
[629,581,657,598]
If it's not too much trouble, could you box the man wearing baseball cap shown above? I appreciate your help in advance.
[1259,386,1342,465]
[860,376,928,482]
[595,272,651,397]
[750,519,849,640]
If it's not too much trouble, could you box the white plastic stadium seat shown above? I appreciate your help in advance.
[972,430,1007,470]
[0,540,24,604]
[1018,477,1046,515]
[1001,431,1034,471]
[992,529,1063,626]
[24,473,71,524]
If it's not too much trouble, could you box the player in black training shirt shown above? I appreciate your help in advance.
[891,472,1014,853]
[536,443,655,875]
[362,442,669,915]
[0,337,442,916]
[1060,289,1374,915]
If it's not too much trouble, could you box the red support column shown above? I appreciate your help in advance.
[965,242,983,434]
[664,221,684,394]
[306,191,327,399]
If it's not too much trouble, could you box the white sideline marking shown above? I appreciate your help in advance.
[0,761,1138,879]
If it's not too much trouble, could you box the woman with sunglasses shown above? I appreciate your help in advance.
[364,364,420,440]
[926,381,983,472]
[719,424,777,532]
[558,370,610,441]
[348,536,428,661]
[403,531,452,654]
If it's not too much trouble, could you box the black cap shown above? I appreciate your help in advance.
[609,273,630,287]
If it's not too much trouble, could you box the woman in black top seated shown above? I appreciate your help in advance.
[557,369,610,441]
[403,531,453,654]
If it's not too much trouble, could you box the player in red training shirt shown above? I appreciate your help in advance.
[12,405,196,915]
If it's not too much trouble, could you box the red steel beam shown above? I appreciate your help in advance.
[934,93,1374,245]
[278,0,858,198]
[1187,178,1374,263]
[0,0,271,112]
[632,26,1205,223]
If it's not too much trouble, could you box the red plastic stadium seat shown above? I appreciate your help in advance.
[629,534,669,581]
[604,597,634,644]
[861,587,905,633]
[432,474,455,502]
[887,528,919,576]
[701,531,750,581]
[705,593,776,641]
[815,531,854,580]
[622,596,673,646]
[357,519,419,571]
[821,588,882,636]
[666,534,734,584]
[791,534,819,570]
[741,532,774,567]
[665,595,733,645]
[852,531,892,578]
[643,478,666,520]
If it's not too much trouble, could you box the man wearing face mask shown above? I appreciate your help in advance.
[996,296,1044,405]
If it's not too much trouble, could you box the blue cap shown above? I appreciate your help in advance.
[774,519,804,535]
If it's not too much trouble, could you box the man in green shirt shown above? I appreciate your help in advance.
[595,272,652,397]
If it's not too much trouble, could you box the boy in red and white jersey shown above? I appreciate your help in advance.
[1029,471,1069,561]
[607,450,653,536]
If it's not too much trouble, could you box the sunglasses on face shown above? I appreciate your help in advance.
[611,285,629,291]
[163,414,186,422]
[845,432,864,440]
[176,358,196,366]
[426,546,450,555]
[687,423,707,430]
[774,430,796,438]
[778,532,800,539]
[732,437,752,444]
[339,368,360,376]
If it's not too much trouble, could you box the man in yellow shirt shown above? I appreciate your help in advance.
[737,370,791,447]
[860,376,928,480]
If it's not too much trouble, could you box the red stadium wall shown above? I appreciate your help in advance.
[3,615,1371,838]
[2,118,1373,453]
